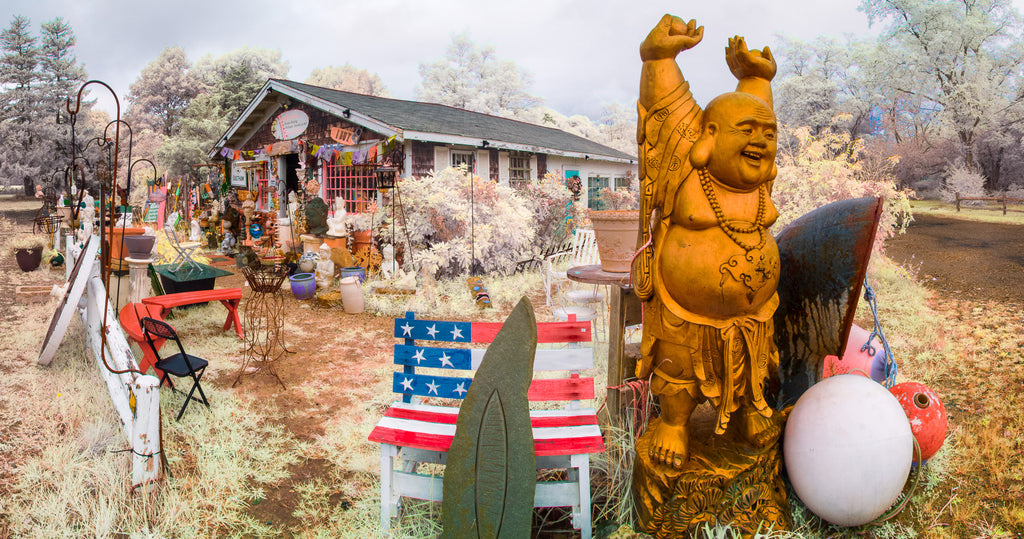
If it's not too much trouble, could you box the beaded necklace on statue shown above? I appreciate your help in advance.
[697,167,768,252]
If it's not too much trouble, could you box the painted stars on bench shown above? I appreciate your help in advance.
[394,345,475,369]
[394,372,473,399]
[396,318,472,342]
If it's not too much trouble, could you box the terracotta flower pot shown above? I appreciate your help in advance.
[589,210,640,273]
[14,247,43,272]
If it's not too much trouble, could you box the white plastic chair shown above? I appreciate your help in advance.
[544,229,606,339]
[164,223,202,272]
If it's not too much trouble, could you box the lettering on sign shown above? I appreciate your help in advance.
[330,125,362,145]
[271,109,309,140]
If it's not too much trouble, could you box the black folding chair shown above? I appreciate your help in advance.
[140,317,211,421]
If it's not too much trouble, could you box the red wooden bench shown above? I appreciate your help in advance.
[367,311,604,538]
[141,288,244,339]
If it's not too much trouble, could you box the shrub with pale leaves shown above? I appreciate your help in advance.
[772,122,912,254]
[385,167,534,278]
[940,164,986,203]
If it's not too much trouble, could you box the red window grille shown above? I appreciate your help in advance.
[324,161,379,214]
[255,162,270,208]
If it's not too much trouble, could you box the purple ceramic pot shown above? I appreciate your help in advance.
[289,273,316,300]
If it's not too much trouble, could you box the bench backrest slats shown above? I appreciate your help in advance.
[392,372,596,402]
[393,312,595,405]
[394,345,593,372]
[394,315,591,344]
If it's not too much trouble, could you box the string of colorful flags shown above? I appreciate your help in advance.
[218,135,400,166]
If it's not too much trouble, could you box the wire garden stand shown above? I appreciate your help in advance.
[235,265,290,388]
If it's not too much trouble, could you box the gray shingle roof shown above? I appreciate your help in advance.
[273,79,635,161]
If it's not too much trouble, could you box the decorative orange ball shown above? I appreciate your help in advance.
[889,382,948,462]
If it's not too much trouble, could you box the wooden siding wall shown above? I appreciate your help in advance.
[240,100,384,155]
[537,154,547,178]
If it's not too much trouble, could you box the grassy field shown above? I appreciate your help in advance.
[908,198,1024,225]
[1,199,1022,537]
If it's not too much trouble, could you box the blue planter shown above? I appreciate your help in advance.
[290,273,316,300]
[339,266,366,283]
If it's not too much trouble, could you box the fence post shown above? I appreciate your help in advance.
[132,375,162,493]
[956,192,961,212]
[1003,193,1007,215]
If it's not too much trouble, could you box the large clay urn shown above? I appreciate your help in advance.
[589,210,640,273]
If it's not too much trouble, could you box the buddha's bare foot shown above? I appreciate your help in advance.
[647,420,689,469]
[740,408,779,448]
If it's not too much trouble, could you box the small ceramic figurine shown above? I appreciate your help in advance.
[315,242,334,288]
[326,196,348,237]
[78,193,95,244]
[380,244,396,280]
[221,230,236,254]
[189,219,202,241]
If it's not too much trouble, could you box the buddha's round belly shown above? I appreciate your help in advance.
[659,225,780,318]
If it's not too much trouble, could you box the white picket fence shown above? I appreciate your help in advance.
[67,238,163,491]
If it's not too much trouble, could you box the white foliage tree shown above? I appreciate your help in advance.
[860,0,1024,176]
[416,32,540,118]
[306,64,389,96]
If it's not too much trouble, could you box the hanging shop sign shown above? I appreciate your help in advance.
[330,125,362,145]
[271,109,309,140]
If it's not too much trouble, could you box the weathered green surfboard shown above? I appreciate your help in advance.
[441,297,538,538]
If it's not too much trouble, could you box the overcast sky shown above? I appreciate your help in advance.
[3,0,1023,121]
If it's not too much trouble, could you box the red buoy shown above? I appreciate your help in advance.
[889,381,948,462]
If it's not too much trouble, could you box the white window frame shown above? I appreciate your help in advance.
[451,150,476,173]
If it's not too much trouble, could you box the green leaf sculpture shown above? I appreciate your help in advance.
[441,297,538,538]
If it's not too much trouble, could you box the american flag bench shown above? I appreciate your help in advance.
[368,311,605,538]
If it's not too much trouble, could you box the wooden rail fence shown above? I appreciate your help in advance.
[955,192,1024,214]
[66,238,162,492]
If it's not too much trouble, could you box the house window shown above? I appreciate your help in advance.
[509,151,531,189]
[588,175,609,209]
[324,161,378,214]
[614,176,630,189]
[451,150,475,173]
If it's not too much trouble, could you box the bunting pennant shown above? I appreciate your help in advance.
[368,144,377,163]
[343,152,353,166]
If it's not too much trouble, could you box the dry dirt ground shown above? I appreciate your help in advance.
[3,198,1023,535]
[885,213,1024,305]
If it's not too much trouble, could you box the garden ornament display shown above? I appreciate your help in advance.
[326,196,348,237]
[379,244,396,280]
[221,231,236,254]
[630,15,790,533]
[631,15,886,536]
[78,193,95,245]
[315,243,334,289]
[304,196,328,236]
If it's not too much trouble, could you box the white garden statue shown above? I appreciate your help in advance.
[189,219,202,241]
[315,242,335,289]
[380,244,396,280]
[78,193,95,245]
[326,196,348,237]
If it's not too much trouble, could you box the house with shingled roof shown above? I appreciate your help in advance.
[209,79,636,216]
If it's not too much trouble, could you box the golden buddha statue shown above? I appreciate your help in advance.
[631,14,791,534]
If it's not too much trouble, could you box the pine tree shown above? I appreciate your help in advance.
[0,15,44,195]
[39,17,87,195]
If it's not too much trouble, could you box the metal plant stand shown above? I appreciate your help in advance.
[235,265,289,388]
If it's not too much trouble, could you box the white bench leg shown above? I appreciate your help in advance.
[380,444,399,532]
[571,452,592,539]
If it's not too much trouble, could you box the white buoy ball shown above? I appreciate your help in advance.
[784,374,913,527]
